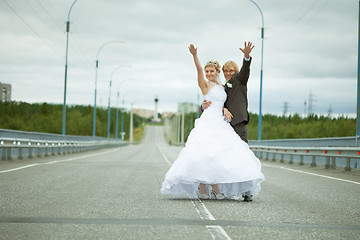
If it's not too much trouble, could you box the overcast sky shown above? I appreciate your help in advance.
[0,0,358,116]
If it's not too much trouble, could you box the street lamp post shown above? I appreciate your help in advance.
[249,0,264,140]
[116,92,120,139]
[122,90,138,141]
[62,0,78,135]
[120,99,125,140]
[106,77,112,139]
[356,0,360,137]
[107,65,131,139]
[92,40,125,137]
[129,103,134,143]
[116,78,134,139]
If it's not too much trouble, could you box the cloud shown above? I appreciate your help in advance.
[0,0,357,116]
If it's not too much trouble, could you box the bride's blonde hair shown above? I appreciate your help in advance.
[204,60,220,73]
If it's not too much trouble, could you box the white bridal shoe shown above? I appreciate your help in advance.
[211,191,225,200]
[198,193,210,199]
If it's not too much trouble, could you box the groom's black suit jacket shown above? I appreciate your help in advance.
[224,57,252,126]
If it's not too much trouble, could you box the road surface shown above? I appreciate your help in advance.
[0,126,359,239]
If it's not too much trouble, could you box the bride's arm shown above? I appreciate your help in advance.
[188,44,208,93]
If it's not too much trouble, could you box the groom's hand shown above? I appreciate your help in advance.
[223,108,233,122]
[202,100,212,110]
[239,41,254,59]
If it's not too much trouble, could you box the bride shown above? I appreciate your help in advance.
[160,44,264,200]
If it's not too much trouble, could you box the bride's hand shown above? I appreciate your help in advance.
[202,100,211,110]
[188,44,197,55]
[223,108,233,122]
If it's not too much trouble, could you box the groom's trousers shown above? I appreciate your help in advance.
[232,121,248,143]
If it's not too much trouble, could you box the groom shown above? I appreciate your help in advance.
[202,41,254,202]
[202,41,254,143]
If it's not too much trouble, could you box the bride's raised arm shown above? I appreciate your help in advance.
[188,44,208,93]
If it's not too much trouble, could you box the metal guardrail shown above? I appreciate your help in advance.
[0,129,129,160]
[248,136,360,147]
[250,145,360,171]
[164,124,360,170]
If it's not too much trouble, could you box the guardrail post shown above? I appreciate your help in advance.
[299,155,304,165]
[57,144,61,155]
[51,144,55,156]
[45,143,49,157]
[29,147,33,159]
[19,147,23,160]
[37,143,41,158]
[325,156,330,169]
[7,148,12,160]
[289,154,294,164]
[265,152,269,160]
[344,157,351,171]
[272,153,276,162]
[331,156,336,169]
[1,148,6,160]
[280,153,284,163]
[311,155,316,167]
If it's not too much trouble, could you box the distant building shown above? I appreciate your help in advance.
[162,112,174,119]
[0,82,11,102]
[132,108,155,119]
[178,102,198,114]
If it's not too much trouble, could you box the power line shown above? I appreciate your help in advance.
[269,0,330,39]
[35,0,64,32]
[43,0,64,21]
[274,0,310,29]
[24,0,63,34]
[71,24,92,63]
[2,0,63,57]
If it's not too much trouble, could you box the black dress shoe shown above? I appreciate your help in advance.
[243,195,253,202]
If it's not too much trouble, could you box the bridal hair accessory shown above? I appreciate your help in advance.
[206,60,218,66]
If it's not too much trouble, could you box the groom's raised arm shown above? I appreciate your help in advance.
[238,57,251,85]
[236,41,254,85]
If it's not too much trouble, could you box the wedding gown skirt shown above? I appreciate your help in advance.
[161,84,265,199]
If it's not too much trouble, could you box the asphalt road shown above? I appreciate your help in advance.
[0,126,359,240]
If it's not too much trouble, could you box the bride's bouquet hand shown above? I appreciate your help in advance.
[188,44,197,55]
[202,100,212,110]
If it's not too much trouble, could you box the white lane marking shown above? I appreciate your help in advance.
[156,143,172,166]
[157,143,232,240]
[0,148,121,174]
[0,164,40,173]
[191,199,216,221]
[206,226,232,240]
[262,163,360,185]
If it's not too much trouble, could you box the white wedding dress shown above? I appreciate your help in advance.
[161,83,265,199]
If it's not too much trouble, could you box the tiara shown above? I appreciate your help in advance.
[206,61,217,66]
